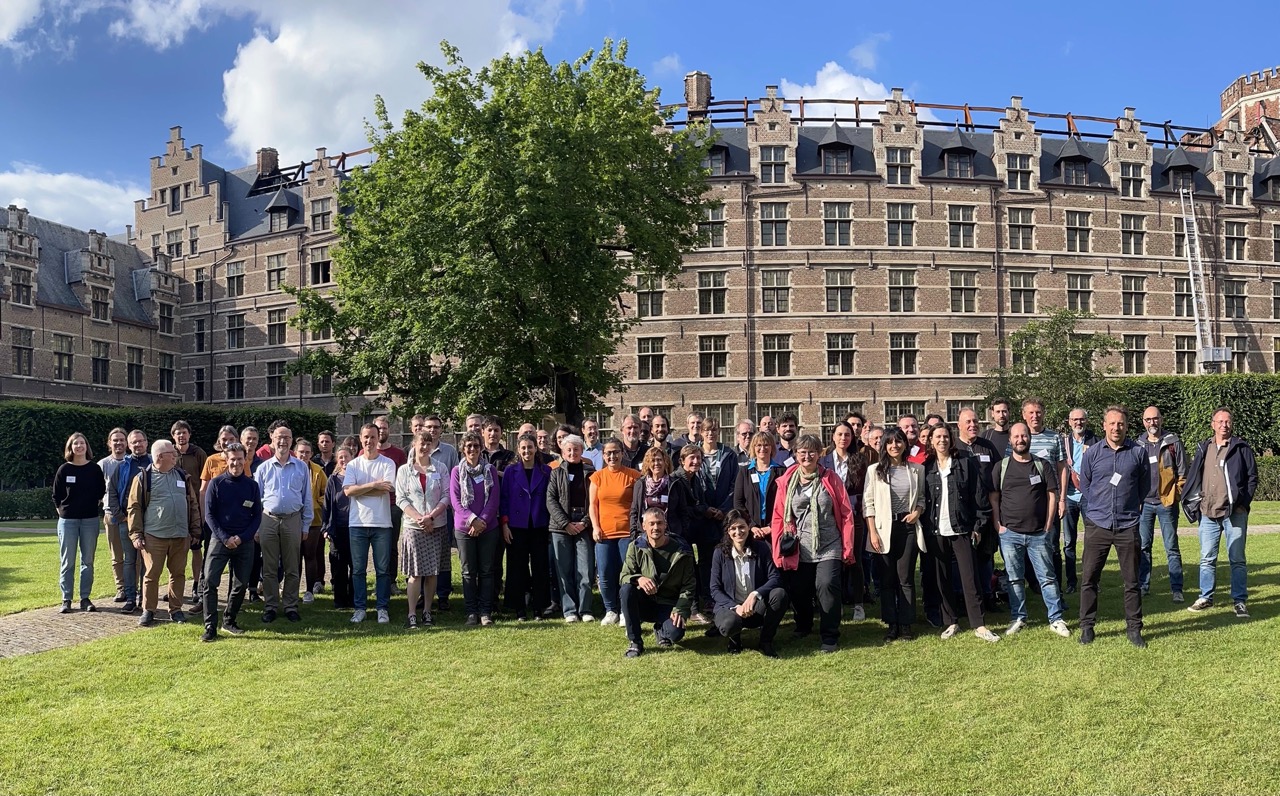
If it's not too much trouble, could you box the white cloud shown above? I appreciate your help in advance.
[779,61,937,124]
[651,53,683,77]
[106,0,208,50]
[0,0,43,46]
[0,162,143,232]
[848,32,890,72]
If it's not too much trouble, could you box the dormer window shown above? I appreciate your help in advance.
[1171,170,1195,192]
[1062,160,1088,185]
[946,152,973,179]
[269,209,289,233]
[822,147,851,175]
[702,148,726,176]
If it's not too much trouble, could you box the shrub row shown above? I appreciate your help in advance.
[1112,374,1280,454]
[0,488,57,521]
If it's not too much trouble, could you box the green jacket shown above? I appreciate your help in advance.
[620,536,697,618]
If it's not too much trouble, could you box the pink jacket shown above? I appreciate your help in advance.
[769,465,855,570]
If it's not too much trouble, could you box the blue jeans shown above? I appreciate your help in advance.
[998,530,1065,623]
[552,531,594,617]
[57,517,99,602]
[1139,502,1183,593]
[349,526,393,611]
[1062,498,1083,589]
[594,537,631,614]
[1198,511,1248,603]
[119,523,139,602]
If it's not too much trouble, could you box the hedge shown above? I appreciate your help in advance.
[0,487,57,520]
[0,400,335,489]
[1111,374,1280,455]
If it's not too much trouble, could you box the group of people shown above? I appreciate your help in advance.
[51,399,1256,655]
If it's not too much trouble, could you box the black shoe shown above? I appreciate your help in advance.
[791,627,811,639]
[820,642,838,654]
[80,598,97,613]
[925,609,942,628]
[624,642,644,658]
[248,591,261,603]
[726,634,743,654]
[201,628,217,642]
[758,642,780,659]
[465,614,480,627]
[540,605,557,619]
[1079,626,1095,645]
[898,624,915,641]
[1127,630,1147,648]
[655,629,673,649]
[883,625,901,644]
[222,620,246,636]
[437,597,451,612]
[285,610,301,623]
[122,600,137,614]
[138,610,156,627]
[704,625,722,638]
[59,601,72,614]
[171,610,186,623]
[1064,584,1078,595]
[113,590,126,603]
[262,609,277,623]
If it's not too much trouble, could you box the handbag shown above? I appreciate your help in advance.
[778,531,799,556]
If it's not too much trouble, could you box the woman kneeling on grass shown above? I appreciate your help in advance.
[396,432,450,629]
[53,432,107,613]
[710,509,788,658]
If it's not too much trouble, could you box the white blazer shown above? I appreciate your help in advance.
[862,461,926,553]
[395,461,449,531]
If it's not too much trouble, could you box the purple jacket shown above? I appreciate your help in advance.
[449,462,500,533]
[499,462,552,529]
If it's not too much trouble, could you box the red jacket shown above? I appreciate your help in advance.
[769,465,855,570]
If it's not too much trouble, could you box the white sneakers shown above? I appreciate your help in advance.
[1049,620,1071,637]
[600,611,619,626]
[377,609,390,624]
[350,609,366,623]
[940,624,960,640]
[1005,617,1071,637]
[580,613,595,623]
[974,627,1000,643]
[1005,618,1028,636]
[302,591,315,604]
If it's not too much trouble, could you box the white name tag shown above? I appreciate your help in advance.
[750,473,760,483]
[243,500,254,508]
[176,480,186,489]
[1034,451,1049,459]
[1148,456,1157,464]
[66,476,76,484]
[1110,472,1123,486]
[567,473,575,481]
[473,476,485,485]
[910,446,920,457]
[785,457,795,467]
[660,494,669,504]
[979,455,991,463]
[1029,475,1042,485]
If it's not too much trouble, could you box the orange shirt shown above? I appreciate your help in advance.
[590,466,641,540]
[201,454,228,483]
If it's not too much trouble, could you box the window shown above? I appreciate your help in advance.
[762,334,791,377]
[11,268,32,305]
[1174,277,1193,317]
[826,333,856,375]
[1225,335,1248,373]
[698,271,726,315]
[946,152,973,179]
[266,361,288,397]
[1121,215,1145,255]
[1174,218,1187,258]
[890,332,918,375]
[636,275,664,318]
[888,269,916,312]
[1224,279,1247,319]
[1063,160,1088,185]
[53,334,74,381]
[952,333,979,375]
[692,404,737,431]
[761,270,790,313]
[1009,271,1036,314]
[91,341,111,386]
[1066,274,1092,312]
[949,270,977,312]
[194,267,207,302]
[227,313,246,349]
[1122,275,1146,316]
[312,374,332,395]
[194,318,206,352]
[1274,224,1280,263]
[158,303,174,335]
[948,205,975,248]
[1224,222,1246,261]
[699,335,728,378]
[1123,335,1147,374]
[1007,154,1032,190]
[887,148,913,185]
[1171,170,1194,193]
[166,229,183,258]
[169,186,180,212]
[637,338,664,380]
[157,353,174,393]
[821,402,864,440]
[310,246,332,285]
[193,367,206,402]
[269,210,288,233]
[267,308,287,345]
[1120,163,1144,198]
[945,400,978,424]
[887,203,914,246]
[126,346,143,389]
[150,233,160,260]
[311,198,332,231]
[266,254,287,290]
[225,261,245,297]
[884,401,927,422]
[702,149,725,176]
[759,146,786,183]
[824,203,852,246]
[226,365,245,399]
[1225,172,1247,206]
[91,287,110,321]
[1007,208,1034,250]
[822,147,851,175]
[700,206,725,248]
[189,226,199,256]
[1066,211,1091,253]
[825,270,855,312]
[11,328,32,376]
[1175,336,1197,374]
[759,202,788,246]
[312,324,331,342]
[1275,338,1280,374]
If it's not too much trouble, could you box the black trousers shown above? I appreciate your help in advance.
[926,533,984,629]
[1079,520,1143,632]
[249,540,263,592]
[920,547,940,613]
[694,538,716,610]
[505,526,550,617]
[713,587,790,644]
[202,536,253,629]
[785,559,842,644]
[328,526,353,609]
[880,520,918,627]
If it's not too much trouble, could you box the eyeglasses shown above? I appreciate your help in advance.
[738,431,752,438]
[603,450,621,457]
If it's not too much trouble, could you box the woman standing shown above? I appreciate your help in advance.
[675,444,720,623]
[628,447,687,540]
[588,438,641,626]
[733,433,784,540]
[821,421,869,621]
[323,447,355,610]
[769,435,855,653]
[396,432,450,629]
[864,428,926,642]
[500,433,553,621]
[450,431,501,626]
[547,434,596,622]
[922,424,999,642]
[53,433,107,613]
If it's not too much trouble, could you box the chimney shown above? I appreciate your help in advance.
[256,147,279,175]
[684,71,712,119]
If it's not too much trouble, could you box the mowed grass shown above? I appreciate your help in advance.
[0,529,119,614]
[3,532,1280,795]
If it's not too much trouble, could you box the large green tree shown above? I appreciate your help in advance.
[288,40,711,425]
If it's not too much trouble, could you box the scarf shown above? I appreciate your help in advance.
[783,466,823,527]
[644,475,669,507]
[458,459,493,510]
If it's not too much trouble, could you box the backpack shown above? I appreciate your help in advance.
[997,456,1050,491]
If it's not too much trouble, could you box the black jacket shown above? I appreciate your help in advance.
[629,475,689,540]
[922,451,990,536]
[709,539,782,613]
[546,459,596,533]
[1182,436,1258,522]
[733,462,784,527]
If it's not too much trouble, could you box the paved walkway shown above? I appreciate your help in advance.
[0,602,146,658]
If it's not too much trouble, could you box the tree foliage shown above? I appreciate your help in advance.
[288,40,711,425]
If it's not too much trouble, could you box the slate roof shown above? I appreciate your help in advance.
[1039,137,1111,187]
[214,165,307,240]
[794,125,878,176]
[1150,147,1215,194]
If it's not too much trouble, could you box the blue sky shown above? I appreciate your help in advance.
[0,0,1273,232]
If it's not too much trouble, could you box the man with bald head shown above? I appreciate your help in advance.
[956,408,1002,611]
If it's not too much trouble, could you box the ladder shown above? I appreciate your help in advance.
[1178,188,1230,369]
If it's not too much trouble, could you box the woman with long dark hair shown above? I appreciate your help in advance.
[709,509,788,657]
[821,421,869,621]
[322,446,355,610]
[863,427,925,642]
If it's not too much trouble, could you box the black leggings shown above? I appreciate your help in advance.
[785,560,843,644]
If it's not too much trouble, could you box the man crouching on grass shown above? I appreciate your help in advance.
[619,508,696,658]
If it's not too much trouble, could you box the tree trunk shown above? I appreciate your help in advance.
[554,368,583,426]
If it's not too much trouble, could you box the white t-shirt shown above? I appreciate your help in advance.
[344,454,396,528]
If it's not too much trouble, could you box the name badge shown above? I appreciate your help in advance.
[1148,456,1157,464]
[979,455,991,463]
[473,476,485,485]
[66,476,76,484]
[1029,475,1042,485]
[910,446,920,457]
[785,457,795,467]
[176,480,186,489]
[660,494,669,504]
[750,473,760,483]
[1109,472,1123,486]
[568,474,575,481]
[243,500,254,508]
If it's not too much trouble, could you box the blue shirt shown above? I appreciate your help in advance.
[254,455,314,527]
[756,469,772,523]
[1078,438,1150,529]
[583,443,604,472]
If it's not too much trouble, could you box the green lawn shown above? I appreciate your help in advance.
[0,519,58,530]
[0,529,119,614]
[3,532,1280,795]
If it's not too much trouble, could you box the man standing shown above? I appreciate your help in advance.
[671,410,704,450]
[481,417,517,472]
[107,429,150,612]
[897,415,927,465]
[127,440,201,627]
[758,415,776,438]
[650,415,679,460]
[254,422,313,624]
[344,423,398,624]
[581,418,604,471]
[957,408,1002,612]
[617,414,650,470]
[97,427,129,603]
[1060,408,1099,594]
[314,430,337,476]
[844,413,866,445]
[373,416,407,469]
[201,443,261,641]
[465,414,485,435]
[619,508,696,658]
[982,398,1013,457]
[733,419,756,465]
[1183,408,1257,618]
[171,420,208,607]
[637,406,655,444]
[771,413,799,467]
[1021,398,1068,588]
[240,426,263,474]
[1138,406,1187,602]
[991,423,1069,638]
[294,438,329,604]
[1077,407,1150,647]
